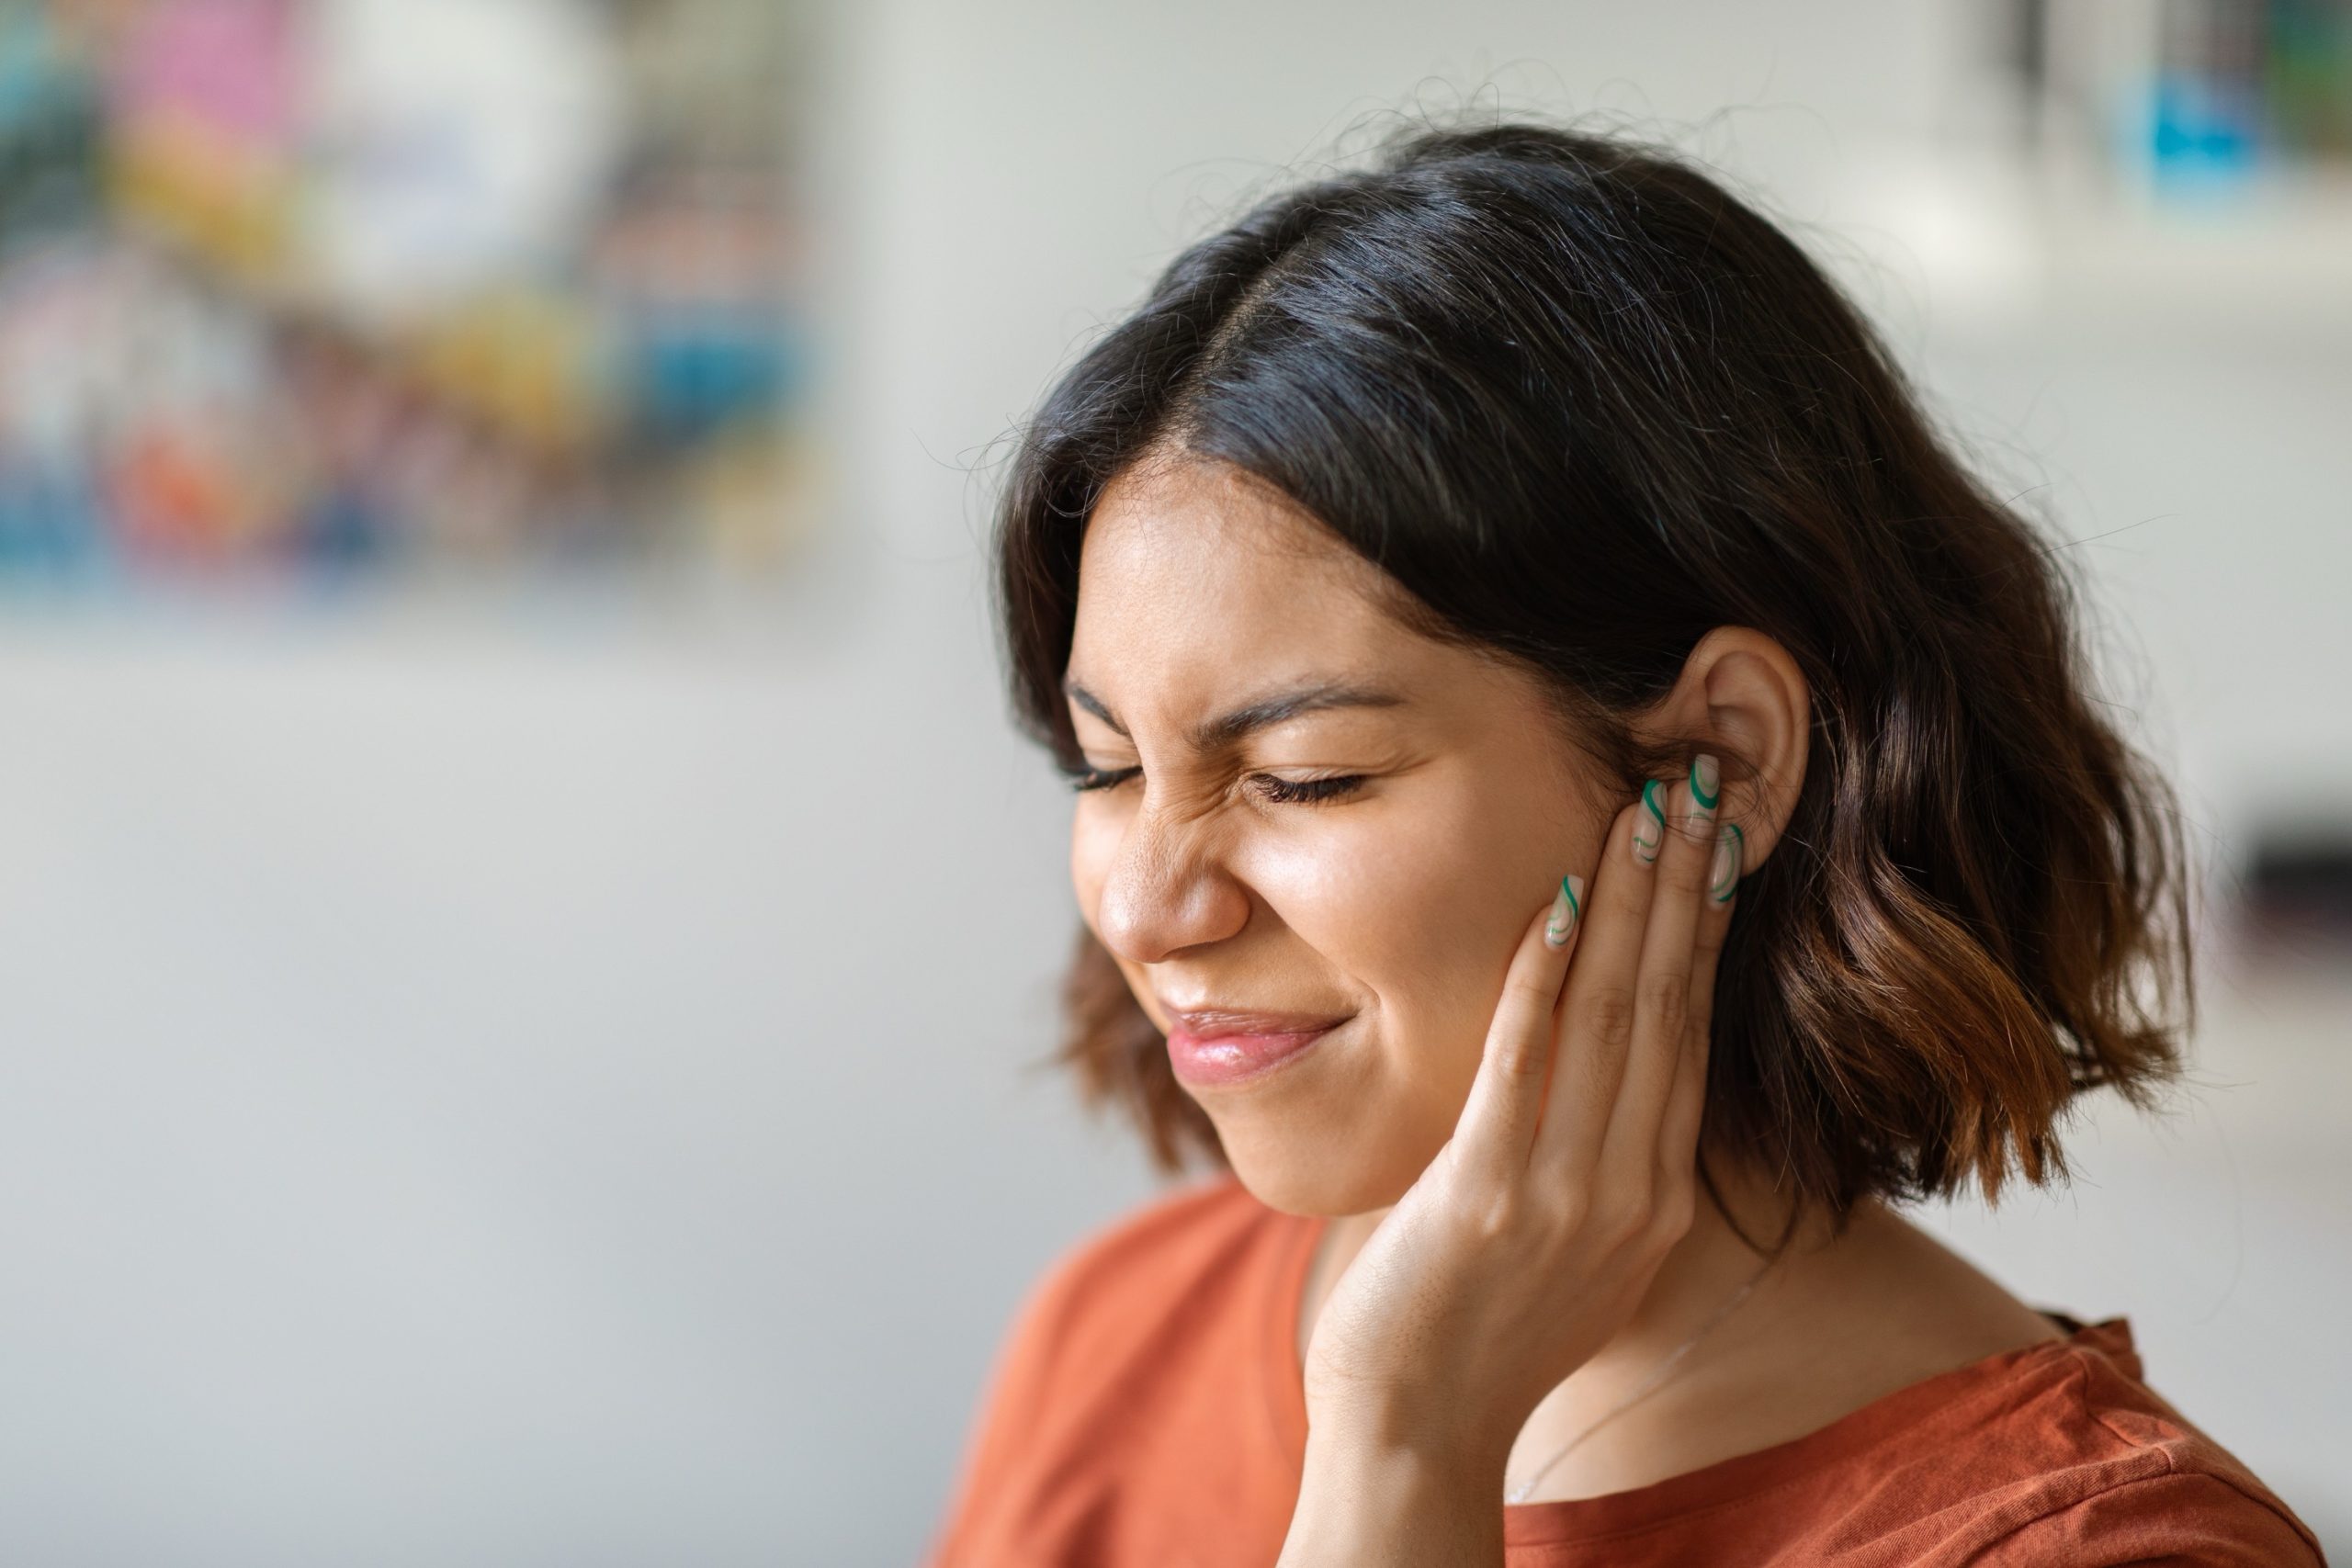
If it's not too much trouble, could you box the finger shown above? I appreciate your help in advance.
[1452,871,1585,1182]
[1657,821,1741,1184]
[1599,754,1720,1190]
[1682,818,1740,1066]
[1534,782,1664,1188]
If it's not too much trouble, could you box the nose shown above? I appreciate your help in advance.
[1084,792,1252,965]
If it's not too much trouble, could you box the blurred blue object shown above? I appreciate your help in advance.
[0,456,105,579]
[626,302,792,446]
[2149,68,2266,186]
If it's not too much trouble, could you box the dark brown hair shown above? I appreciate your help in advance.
[989,118,2196,1249]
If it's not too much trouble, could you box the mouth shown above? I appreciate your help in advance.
[1162,1009,1351,1089]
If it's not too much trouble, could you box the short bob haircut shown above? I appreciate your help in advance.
[989,119,2195,1250]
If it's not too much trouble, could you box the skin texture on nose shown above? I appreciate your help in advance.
[1064,450,1610,1217]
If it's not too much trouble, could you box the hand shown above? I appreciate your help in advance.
[1298,755,1743,1472]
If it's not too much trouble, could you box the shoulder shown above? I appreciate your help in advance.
[1001,1171,1290,1387]
[1986,1468,2326,1566]
[1953,1323,2326,1565]
[925,1174,1309,1565]
[1043,1168,1283,1289]
[925,1172,1291,1554]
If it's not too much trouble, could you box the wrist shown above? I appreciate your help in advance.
[1278,1423,1508,1568]
[1301,1386,1514,1481]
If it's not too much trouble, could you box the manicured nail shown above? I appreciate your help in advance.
[1709,823,1744,903]
[1544,874,1584,948]
[1633,777,1667,864]
[1690,754,1720,822]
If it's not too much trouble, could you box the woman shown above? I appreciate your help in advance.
[923,121,2324,1565]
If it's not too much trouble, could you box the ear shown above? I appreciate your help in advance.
[1637,626,1810,873]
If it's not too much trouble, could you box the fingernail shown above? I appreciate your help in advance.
[1544,874,1584,948]
[1690,753,1720,823]
[1633,777,1667,863]
[1709,823,1744,903]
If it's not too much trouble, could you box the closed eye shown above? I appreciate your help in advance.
[1066,764,1141,794]
[1065,765,1366,807]
[1252,773,1366,806]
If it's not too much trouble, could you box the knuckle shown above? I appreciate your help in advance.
[1639,971,1690,1036]
[1654,1182,1697,1240]
[1502,970,1559,1015]
[1546,1183,1591,1236]
[1468,1180,1521,1241]
[1693,908,1733,954]
[1492,1029,1550,1081]
[1581,986,1637,1046]
[1605,1190,1654,1245]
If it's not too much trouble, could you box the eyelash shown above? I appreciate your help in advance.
[1066,766,1366,807]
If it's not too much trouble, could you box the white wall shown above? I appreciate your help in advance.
[0,3,2342,1563]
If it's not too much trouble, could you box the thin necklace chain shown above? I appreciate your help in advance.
[1502,1256,1780,1505]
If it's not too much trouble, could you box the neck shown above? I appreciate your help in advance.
[1301,1158,1861,1481]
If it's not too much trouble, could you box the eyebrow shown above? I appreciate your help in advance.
[1061,675,1408,752]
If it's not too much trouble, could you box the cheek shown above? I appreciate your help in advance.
[1069,807,1120,915]
[1252,795,1537,1022]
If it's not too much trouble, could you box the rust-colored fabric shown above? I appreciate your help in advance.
[923,1173,2324,1567]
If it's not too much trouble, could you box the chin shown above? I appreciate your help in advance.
[1211,1111,1436,1217]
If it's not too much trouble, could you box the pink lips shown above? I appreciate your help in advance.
[1162,1008,1349,1088]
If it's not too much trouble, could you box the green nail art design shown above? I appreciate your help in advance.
[1634,777,1667,863]
[1709,822,1744,902]
[1690,754,1719,812]
[1544,874,1581,946]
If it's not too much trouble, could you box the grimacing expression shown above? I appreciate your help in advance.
[1064,453,1620,1216]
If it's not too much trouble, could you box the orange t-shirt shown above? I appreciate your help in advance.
[923,1173,2324,1567]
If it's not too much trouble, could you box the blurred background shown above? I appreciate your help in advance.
[0,1,2345,1562]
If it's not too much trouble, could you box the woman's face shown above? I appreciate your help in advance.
[1065,452,1623,1217]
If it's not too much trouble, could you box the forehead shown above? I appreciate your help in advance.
[1070,456,1412,672]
